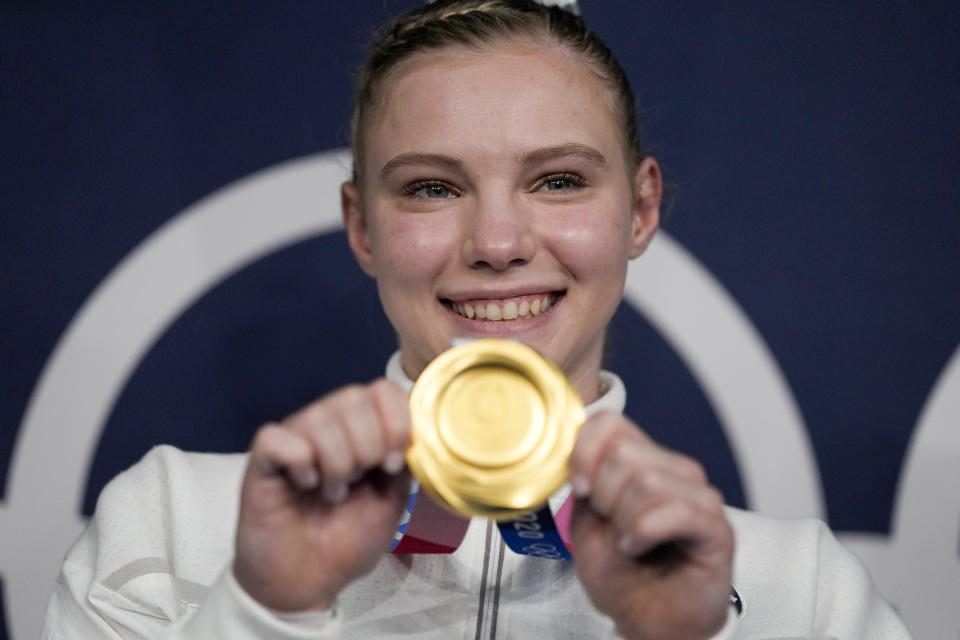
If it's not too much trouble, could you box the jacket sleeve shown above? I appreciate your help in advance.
[42,559,344,640]
[40,445,344,639]
[726,508,912,639]
[810,519,912,639]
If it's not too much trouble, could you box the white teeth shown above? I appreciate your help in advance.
[451,294,557,321]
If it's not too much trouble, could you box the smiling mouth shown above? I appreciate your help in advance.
[442,292,562,321]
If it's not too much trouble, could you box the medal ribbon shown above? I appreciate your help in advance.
[390,485,576,559]
[496,500,573,559]
[389,488,745,621]
[390,484,470,554]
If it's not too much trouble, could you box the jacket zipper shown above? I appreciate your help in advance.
[474,521,506,639]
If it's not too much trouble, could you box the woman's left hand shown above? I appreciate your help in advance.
[567,411,734,640]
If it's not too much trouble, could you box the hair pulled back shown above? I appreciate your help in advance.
[349,0,642,183]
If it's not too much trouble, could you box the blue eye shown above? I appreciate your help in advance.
[537,173,585,192]
[406,181,456,199]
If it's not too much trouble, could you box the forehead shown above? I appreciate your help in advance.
[363,41,625,170]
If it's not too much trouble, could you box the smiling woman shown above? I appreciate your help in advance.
[41,1,911,639]
[343,42,659,404]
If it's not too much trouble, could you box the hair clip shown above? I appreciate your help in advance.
[538,0,580,14]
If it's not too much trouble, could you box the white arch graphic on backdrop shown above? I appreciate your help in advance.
[621,235,822,519]
[839,344,960,639]
[1,148,824,640]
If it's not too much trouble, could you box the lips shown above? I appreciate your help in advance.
[443,292,561,321]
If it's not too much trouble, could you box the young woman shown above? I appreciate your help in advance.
[43,1,910,638]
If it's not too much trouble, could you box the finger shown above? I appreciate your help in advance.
[576,421,674,516]
[610,472,718,536]
[568,495,603,547]
[333,385,387,471]
[569,411,647,497]
[287,400,356,502]
[572,411,712,505]
[590,442,710,517]
[316,420,357,502]
[368,378,412,474]
[665,452,709,485]
[615,485,728,558]
[248,423,319,490]
[590,444,660,517]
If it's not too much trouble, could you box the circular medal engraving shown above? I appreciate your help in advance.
[407,339,585,520]
[437,366,545,468]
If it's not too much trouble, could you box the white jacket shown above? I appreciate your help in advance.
[42,366,911,639]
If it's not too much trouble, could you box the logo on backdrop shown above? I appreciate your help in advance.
[2,149,956,639]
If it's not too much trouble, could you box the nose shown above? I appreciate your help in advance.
[461,196,536,271]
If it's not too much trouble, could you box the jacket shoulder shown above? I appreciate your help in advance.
[76,446,247,591]
[724,507,911,638]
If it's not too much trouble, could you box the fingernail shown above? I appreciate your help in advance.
[571,474,590,497]
[382,451,406,475]
[323,481,348,504]
[291,466,320,490]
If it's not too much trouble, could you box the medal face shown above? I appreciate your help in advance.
[407,339,585,520]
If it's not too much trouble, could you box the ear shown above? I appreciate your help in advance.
[628,156,662,259]
[341,181,377,277]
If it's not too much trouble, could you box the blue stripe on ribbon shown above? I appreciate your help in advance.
[497,505,572,560]
[389,486,420,551]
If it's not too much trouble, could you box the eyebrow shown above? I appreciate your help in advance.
[378,143,608,179]
[379,153,463,179]
[517,143,608,168]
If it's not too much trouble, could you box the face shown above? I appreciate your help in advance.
[343,42,660,403]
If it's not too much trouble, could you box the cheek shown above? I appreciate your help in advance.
[370,215,459,284]
[542,206,631,279]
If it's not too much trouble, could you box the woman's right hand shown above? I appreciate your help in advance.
[232,378,412,613]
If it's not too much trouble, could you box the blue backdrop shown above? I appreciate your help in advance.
[2,2,958,638]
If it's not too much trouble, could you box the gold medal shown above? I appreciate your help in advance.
[407,339,585,520]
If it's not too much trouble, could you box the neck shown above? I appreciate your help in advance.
[565,365,604,406]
